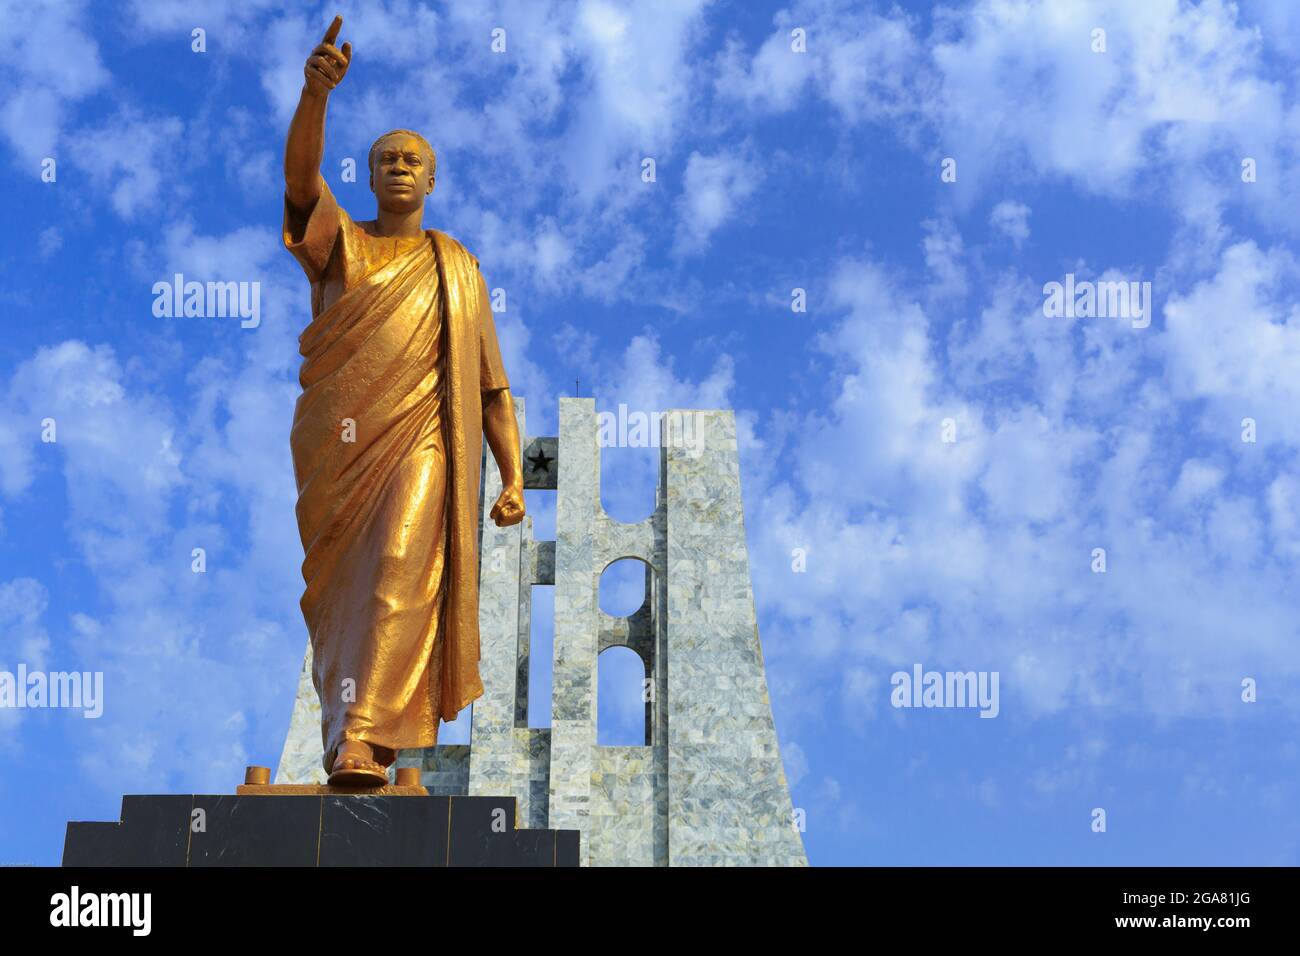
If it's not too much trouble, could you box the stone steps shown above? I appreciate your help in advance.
[63,794,578,867]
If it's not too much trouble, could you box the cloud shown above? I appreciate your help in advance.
[0,577,53,750]
[783,739,809,788]
[0,214,321,791]
[1162,241,1300,443]
[562,0,712,206]
[1267,475,1300,559]
[0,578,52,673]
[1168,459,1225,510]
[674,148,762,254]
[714,1,924,125]
[74,109,187,219]
[921,218,968,300]
[8,342,181,539]
[989,200,1031,248]
[584,331,736,522]
[0,0,108,167]
[0,413,35,498]
[0,334,301,792]
[928,0,1288,209]
[744,246,1300,734]
[37,227,63,258]
[715,0,1298,232]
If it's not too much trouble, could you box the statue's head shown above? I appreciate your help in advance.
[368,129,436,214]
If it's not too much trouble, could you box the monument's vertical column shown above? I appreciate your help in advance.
[650,487,670,864]
[548,397,598,864]
[468,398,528,812]
[663,409,807,866]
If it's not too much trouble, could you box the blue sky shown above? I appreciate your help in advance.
[1,0,1299,866]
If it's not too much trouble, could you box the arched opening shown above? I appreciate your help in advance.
[599,557,646,617]
[597,645,648,746]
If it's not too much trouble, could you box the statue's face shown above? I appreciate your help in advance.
[370,133,435,214]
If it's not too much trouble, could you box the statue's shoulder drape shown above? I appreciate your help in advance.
[427,226,509,718]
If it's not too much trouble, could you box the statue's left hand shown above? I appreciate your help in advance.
[490,485,525,527]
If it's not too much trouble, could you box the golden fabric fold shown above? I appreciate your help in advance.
[283,182,507,771]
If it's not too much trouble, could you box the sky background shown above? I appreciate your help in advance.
[2,0,1299,866]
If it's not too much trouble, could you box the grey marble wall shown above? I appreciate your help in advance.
[662,409,807,866]
[274,643,327,785]
[394,744,470,797]
[467,397,528,804]
[547,398,600,864]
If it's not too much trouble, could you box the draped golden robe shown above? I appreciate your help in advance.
[283,181,508,772]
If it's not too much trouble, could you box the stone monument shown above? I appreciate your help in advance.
[276,397,808,867]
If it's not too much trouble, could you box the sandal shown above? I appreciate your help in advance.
[328,740,389,787]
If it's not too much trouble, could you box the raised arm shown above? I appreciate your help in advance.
[285,15,352,213]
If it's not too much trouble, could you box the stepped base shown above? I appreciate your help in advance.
[63,794,579,867]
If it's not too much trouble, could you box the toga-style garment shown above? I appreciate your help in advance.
[283,180,508,772]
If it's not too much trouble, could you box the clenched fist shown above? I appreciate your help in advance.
[490,484,525,528]
[304,15,352,96]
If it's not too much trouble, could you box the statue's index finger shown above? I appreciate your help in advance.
[322,15,342,45]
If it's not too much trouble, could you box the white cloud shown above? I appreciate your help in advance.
[989,200,1030,247]
[563,0,711,206]
[1267,475,1300,558]
[674,149,762,254]
[0,413,35,498]
[37,227,63,258]
[0,577,52,749]
[715,1,924,125]
[745,247,1300,735]
[0,0,108,166]
[979,411,1096,524]
[0,334,298,792]
[0,577,51,672]
[716,0,1298,233]
[75,109,187,219]
[921,218,968,300]
[9,342,181,540]
[1163,241,1300,446]
[0,217,323,791]
[782,739,809,788]
[590,331,736,522]
[1169,459,1225,509]
[927,0,1288,209]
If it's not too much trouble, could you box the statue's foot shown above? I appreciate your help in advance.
[328,739,389,787]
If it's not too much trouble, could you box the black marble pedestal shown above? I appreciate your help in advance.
[63,794,580,867]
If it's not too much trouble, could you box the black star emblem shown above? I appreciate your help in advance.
[527,447,553,474]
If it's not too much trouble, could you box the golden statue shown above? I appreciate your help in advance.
[282,16,524,787]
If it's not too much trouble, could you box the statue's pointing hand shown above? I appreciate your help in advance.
[305,15,352,95]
